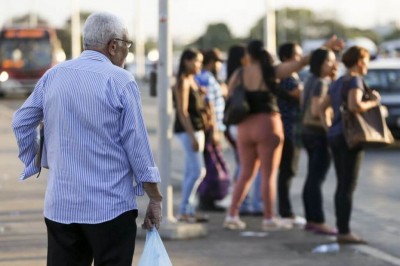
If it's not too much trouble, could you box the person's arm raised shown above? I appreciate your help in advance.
[275,35,345,80]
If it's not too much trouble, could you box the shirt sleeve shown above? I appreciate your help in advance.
[12,76,45,180]
[280,76,299,92]
[119,81,161,196]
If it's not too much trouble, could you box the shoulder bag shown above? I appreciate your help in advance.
[341,79,394,148]
[223,69,250,125]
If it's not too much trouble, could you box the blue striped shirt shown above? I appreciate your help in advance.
[195,70,226,131]
[12,50,161,224]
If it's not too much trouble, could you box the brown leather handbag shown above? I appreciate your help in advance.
[341,80,394,148]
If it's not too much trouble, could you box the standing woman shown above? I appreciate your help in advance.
[319,46,378,244]
[225,44,263,215]
[173,49,207,222]
[301,48,338,235]
[224,40,312,230]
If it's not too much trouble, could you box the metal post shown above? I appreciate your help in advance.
[158,0,174,222]
[135,0,146,79]
[264,0,277,56]
[71,0,81,58]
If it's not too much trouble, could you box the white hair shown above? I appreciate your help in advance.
[82,12,128,50]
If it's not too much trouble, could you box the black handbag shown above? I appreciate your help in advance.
[223,70,250,125]
[341,79,394,148]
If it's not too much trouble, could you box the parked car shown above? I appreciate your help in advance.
[364,58,400,137]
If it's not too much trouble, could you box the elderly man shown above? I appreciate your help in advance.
[12,12,162,266]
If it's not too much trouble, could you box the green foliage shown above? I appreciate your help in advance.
[383,29,400,41]
[248,8,379,46]
[189,23,237,51]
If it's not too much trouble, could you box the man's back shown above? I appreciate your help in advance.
[13,50,160,224]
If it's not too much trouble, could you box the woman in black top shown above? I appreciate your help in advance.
[173,49,207,222]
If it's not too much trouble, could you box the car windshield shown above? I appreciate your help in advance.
[365,69,400,92]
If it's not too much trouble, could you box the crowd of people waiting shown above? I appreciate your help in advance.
[173,35,376,245]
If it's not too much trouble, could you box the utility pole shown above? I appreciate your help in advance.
[71,0,81,58]
[154,0,206,240]
[264,0,277,56]
[135,0,146,79]
[157,0,174,223]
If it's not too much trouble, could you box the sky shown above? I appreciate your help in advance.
[0,0,399,42]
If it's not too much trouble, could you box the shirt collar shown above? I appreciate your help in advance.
[80,50,112,64]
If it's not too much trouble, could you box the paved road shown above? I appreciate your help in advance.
[1,81,400,266]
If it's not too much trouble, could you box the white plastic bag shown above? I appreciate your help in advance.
[138,228,172,266]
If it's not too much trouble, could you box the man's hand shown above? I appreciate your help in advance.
[142,199,162,230]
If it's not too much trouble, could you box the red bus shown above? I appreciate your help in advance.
[0,27,65,97]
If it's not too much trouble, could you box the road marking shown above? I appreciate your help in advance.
[354,245,400,266]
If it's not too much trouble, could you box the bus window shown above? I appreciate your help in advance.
[0,27,64,96]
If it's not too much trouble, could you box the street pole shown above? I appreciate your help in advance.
[134,0,146,79]
[264,0,277,57]
[71,0,81,58]
[158,0,174,223]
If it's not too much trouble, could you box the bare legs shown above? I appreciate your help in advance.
[228,113,284,220]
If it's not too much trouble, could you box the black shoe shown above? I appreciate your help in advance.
[198,201,226,212]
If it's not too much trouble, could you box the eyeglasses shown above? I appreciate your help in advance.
[111,38,133,48]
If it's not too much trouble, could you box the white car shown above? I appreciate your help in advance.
[365,58,400,137]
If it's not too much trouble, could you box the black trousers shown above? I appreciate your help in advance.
[277,138,300,218]
[302,132,331,224]
[45,210,138,266]
[329,134,363,234]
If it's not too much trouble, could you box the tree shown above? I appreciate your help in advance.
[248,8,380,47]
[189,23,237,51]
[11,13,49,26]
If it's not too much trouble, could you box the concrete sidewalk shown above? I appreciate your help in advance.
[0,97,398,266]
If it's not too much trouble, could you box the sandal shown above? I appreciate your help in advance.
[177,214,209,223]
[337,233,367,245]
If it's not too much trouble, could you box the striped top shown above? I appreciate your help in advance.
[195,70,226,131]
[12,50,161,224]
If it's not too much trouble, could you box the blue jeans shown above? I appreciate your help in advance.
[176,131,206,215]
[240,171,263,213]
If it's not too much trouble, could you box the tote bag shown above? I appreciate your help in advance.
[341,79,394,148]
[197,138,230,201]
[341,105,394,148]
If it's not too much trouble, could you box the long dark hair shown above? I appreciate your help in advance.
[226,45,246,82]
[176,48,199,82]
[247,40,276,91]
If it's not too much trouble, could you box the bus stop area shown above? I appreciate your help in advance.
[1,83,400,266]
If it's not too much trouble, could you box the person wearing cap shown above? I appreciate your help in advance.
[195,48,230,212]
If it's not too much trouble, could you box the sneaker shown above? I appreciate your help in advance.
[223,216,246,230]
[282,216,306,229]
[262,217,293,231]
